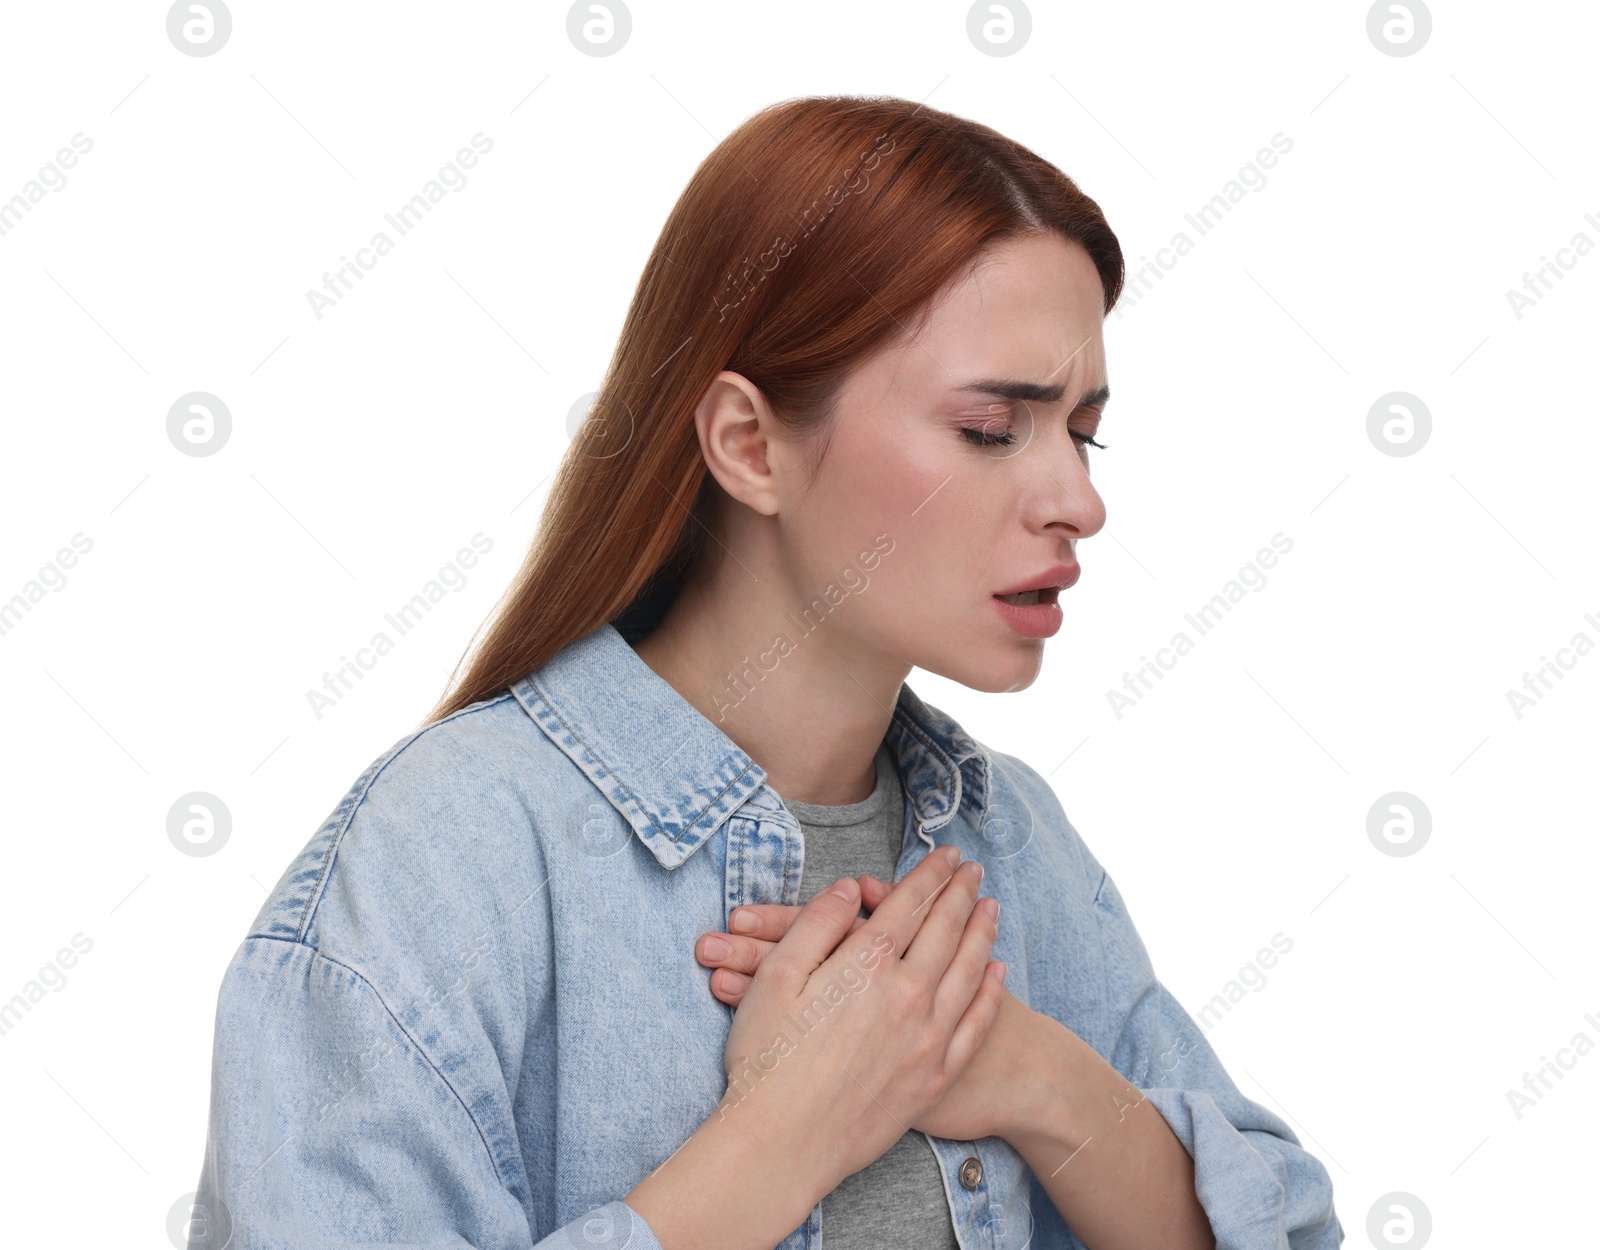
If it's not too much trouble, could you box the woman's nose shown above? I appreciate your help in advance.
[1041,444,1106,540]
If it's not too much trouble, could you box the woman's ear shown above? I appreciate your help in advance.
[694,371,784,518]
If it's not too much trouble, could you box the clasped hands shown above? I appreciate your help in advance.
[696,849,1052,1145]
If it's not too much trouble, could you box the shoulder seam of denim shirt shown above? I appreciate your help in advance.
[509,620,995,870]
[231,693,559,1213]
[279,692,523,946]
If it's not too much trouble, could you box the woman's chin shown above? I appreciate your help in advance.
[923,647,1045,695]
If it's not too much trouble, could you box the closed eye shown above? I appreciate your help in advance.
[960,425,1018,448]
[958,425,1108,450]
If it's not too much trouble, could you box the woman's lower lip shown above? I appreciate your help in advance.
[991,592,1064,638]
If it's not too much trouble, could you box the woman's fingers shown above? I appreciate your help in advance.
[703,856,991,1009]
[901,858,986,982]
[702,912,874,1005]
[696,932,766,976]
[699,909,871,976]
[724,903,791,939]
[742,851,953,992]
[851,846,970,969]
[859,874,893,910]
[725,874,886,939]
[944,959,1008,1076]
[744,875,871,993]
[713,967,752,1000]
[932,894,1001,1033]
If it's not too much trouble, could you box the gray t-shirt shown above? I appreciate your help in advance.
[780,741,960,1250]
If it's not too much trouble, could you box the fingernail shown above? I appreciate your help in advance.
[729,910,758,935]
[941,845,961,868]
[980,897,999,921]
[995,961,1008,983]
[828,877,858,900]
[702,935,731,960]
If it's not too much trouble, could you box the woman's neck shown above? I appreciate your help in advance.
[629,573,908,806]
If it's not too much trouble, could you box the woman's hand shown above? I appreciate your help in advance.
[710,849,1008,1194]
[697,874,897,1004]
[698,869,1043,1143]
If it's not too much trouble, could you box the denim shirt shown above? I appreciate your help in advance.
[193,620,1343,1249]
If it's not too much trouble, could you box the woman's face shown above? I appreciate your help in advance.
[782,231,1110,694]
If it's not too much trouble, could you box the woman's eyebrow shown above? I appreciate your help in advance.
[955,379,1111,408]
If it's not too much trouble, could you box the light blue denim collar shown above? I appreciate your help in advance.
[510,621,993,869]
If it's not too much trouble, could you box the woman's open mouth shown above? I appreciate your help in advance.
[994,587,1059,607]
[991,563,1079,638]
[991,585,1066,637]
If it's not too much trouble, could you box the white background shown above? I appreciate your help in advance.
[0,1,1595,1246]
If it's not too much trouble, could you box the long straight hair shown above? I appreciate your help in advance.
[422,94,1124,728]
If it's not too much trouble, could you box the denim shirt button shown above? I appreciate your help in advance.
[959,1156,983,1189]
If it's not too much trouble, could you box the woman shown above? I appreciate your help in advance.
[193,95,1342,1250]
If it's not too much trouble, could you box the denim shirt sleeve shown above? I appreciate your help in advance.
[1070,834,1344,1250]
[190,737,669,1250]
